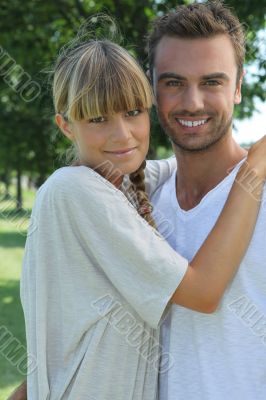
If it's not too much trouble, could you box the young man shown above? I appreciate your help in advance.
[148,1,266,399]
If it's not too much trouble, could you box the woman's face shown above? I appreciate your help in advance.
[56,108,150,187]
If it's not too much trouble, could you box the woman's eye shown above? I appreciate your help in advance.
[89,116,106,123]
[126,109,141,117]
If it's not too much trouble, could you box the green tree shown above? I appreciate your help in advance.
[0,0,265,207]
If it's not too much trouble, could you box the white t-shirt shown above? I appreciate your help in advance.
[151,159,266,400]
[20,161,188,400]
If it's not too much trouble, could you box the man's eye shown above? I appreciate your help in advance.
[204,80,221,86]
[89,116,106,123]
[166,80,183,87]
[126,109,141,117]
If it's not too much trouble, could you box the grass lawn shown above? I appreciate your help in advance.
[0,185,36,400]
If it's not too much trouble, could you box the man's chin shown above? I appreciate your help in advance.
[170,136,217,153]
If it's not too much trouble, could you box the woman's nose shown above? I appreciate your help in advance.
[110,116,131,142]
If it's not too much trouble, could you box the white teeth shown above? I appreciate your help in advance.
[178,119,208,127]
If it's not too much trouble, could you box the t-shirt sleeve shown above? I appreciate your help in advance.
[49,166,188,329]
[145,156,177,198]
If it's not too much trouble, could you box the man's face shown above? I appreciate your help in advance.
[153,35,243,153]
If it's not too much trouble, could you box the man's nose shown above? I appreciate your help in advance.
[181,85,204,113]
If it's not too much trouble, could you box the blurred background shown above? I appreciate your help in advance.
[0,0,265,398]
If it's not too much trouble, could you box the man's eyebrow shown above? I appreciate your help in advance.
[157,72,186,82]
[201,73,229,81]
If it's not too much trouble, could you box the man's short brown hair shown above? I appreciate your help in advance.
[148,1,245,81]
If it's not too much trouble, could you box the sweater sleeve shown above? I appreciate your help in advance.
[44,166,188,329]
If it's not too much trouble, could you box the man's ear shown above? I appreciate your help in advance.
[55,114,75,141]
[146,69,157,105]
[234,70,245,105]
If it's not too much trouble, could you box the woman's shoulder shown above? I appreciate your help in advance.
[39,166,118,196]
[32,166,121,214]
[33,165,138,222]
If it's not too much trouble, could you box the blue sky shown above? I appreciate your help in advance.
[233,100,266,145]
[233,28,266,145]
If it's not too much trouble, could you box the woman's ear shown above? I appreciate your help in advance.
[55,114,75,141]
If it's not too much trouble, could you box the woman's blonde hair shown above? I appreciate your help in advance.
[53,39,153,120]
[53,38,157,228]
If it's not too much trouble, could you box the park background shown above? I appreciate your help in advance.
[0,0,265,398]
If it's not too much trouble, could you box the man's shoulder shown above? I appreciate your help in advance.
[146,156,177,175]
[145,156,177,197]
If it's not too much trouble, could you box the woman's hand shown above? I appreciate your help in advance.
[246,135,266,181]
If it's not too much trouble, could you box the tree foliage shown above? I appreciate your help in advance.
[0,0,265,206]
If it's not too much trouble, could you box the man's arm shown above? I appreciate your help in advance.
[7,381,27,400]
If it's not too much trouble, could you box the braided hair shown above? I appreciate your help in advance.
[128,161,157,229]
[72,159,157,230]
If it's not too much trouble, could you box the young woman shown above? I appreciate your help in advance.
[12,39,266,400]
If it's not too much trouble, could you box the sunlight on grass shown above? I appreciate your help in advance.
[0,383,23,400]
[0,186,35,398]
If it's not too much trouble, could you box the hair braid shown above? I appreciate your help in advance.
[129,160,157,229]
[71,159,157,229]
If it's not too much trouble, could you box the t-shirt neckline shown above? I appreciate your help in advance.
[170,157,247,218]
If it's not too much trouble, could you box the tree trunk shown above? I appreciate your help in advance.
[16,166,23,211]
[3,170,11,200]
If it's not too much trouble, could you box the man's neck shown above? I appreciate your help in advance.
[174,135,247,211]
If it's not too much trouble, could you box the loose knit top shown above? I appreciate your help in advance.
[21,158,188,400]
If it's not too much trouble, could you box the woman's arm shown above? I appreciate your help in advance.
[171,136,266,311]
[7,382,27,400]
